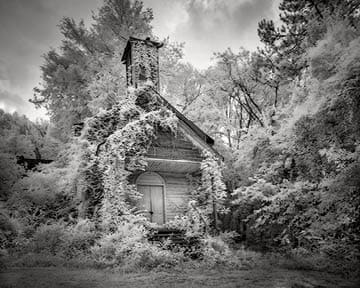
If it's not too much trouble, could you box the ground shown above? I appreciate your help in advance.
[0,267,359,288]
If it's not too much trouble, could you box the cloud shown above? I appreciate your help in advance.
[0,0,99,120]
[0,0,281,119]
[149,0,280,69]
[0,54,47,120]
[0,88,29,113]
[181,0,275,38]
[0,87,48,120]
[144,0,189,37]
[0,0,99,88]
[0,60,9,80]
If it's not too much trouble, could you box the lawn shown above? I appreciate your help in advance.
[1,266,359,288]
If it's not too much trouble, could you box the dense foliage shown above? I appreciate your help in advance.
[224,9,360,270]
[1,0,359,275]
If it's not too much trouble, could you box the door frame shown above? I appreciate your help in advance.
[136,172,166,223]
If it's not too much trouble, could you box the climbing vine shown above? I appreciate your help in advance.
[132,40,159,86]
[83,87,177,230]
[198,152,227,209]
[185,151,228,231]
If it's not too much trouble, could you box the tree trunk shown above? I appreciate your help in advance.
[34,147,41,160]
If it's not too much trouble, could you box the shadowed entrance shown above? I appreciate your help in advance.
[136,172,165,225]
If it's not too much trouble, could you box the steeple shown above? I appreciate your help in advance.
[121,37,163,91]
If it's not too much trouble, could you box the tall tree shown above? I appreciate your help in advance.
[31,0,153,141]
[257,0,360,81]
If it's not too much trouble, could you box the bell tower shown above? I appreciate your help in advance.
[121,37,163,91]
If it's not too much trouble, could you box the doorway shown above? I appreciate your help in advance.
[136,172,165,225]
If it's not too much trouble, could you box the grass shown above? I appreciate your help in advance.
[1,247,359,288]
[0,265,359,288]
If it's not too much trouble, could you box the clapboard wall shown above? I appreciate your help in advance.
[160,172,191,221]
[129,126,207,223]
[146,130,203,162]
[132,171,194,222]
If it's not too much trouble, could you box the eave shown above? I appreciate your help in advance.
[145,157,201,174]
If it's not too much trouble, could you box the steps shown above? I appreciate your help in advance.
[148,228,186,244]
[148,227,202,258]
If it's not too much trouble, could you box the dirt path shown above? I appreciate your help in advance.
[0,267,358,288]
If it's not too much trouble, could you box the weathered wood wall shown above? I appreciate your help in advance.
[132,171,196,222]
[161,172,191,221]
[146,131,203,162]
[131,127,204,223]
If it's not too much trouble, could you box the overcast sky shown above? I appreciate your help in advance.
[0,0,279,121]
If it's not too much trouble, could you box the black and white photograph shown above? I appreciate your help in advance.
[0,0,359,287]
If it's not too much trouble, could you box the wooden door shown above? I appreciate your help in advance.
[137,185,165,225]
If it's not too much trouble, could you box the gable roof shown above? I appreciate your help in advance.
[147,88,221,158]
[151,89,214,145]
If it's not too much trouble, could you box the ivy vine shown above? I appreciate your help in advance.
[82,87,177,230]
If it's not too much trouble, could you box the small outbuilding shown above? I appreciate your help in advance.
[121,37,220,225]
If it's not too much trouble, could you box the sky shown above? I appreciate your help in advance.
[0,0,280,121]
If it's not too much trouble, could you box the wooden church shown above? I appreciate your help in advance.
[119,37,220,225]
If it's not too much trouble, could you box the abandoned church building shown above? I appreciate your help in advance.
[81,37,221,226]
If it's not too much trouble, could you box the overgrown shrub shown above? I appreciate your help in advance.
[91,221,184,269]
[31,223,65,255]
[122,242,184,270]
[0,210,20,250]
[165,204,207,238]
[61,219,98,258]
[7,163,79,226]
[201,235,242,268]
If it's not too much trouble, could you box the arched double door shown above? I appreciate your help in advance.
[136,172,165,225]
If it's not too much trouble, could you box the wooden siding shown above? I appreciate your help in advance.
[145,158,201,174]
[133,127,205,223]
[146,130,203,162]
[136,172,164,185]
[161,172,191,221]
[134,172,193,222]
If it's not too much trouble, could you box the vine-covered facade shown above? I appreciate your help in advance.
[79,37,224,227]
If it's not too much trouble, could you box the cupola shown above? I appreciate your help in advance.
[121,37,163,91]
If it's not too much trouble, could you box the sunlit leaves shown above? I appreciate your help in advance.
[32,0,154,141]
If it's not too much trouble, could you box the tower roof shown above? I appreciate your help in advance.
[121,36,163,63]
